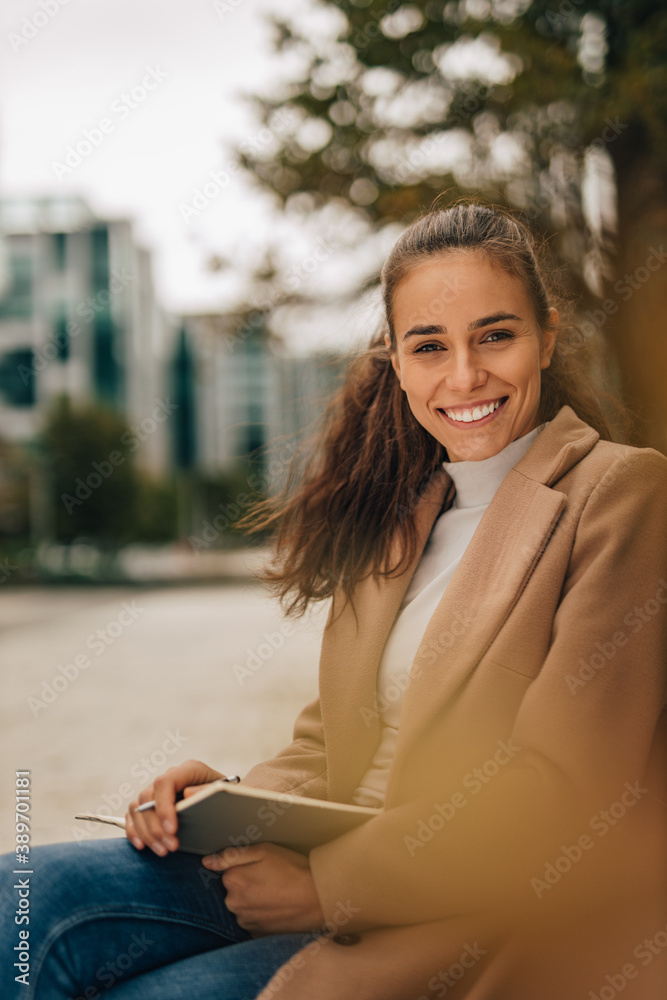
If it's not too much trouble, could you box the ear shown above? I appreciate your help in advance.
[384,333,405,390]
[540,308,559,369]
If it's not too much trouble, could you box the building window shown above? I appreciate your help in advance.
[172,328,196,469]
[55,312,70,361]
[0,255,33,318]
[53,232,67,270]
[0,349,36,407]
[243,422,264,458]
[93,311,120,403]
[91,227,109,292]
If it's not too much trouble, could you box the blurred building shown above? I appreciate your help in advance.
[176,313,268,476]
[265,349,346,489]
[0,195,347,518]
[0,195,171,474]
[176,313,346,490]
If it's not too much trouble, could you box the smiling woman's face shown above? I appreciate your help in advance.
[386,252,558,462]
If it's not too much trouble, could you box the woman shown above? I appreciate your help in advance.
[2,203,666,999]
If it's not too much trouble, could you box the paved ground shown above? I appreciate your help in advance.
[0,583,327,853]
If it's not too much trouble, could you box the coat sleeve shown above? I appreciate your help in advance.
[308,449,667,931]
[241,694,329,799]
[240,590,333,799]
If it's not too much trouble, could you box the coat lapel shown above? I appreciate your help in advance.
[386,406,600,794]
[387,474,567,785]
[320,405,600,801]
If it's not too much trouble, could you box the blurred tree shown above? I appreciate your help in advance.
[40,397,178,549]
[236,0,667,449]
[41,397,141,548]
[0,437,30,541]
[188,459,272,550]
[135,477,180,544]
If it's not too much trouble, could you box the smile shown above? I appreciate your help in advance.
[438,396,509,425]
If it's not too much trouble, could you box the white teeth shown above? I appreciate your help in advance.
[443,398,505,423]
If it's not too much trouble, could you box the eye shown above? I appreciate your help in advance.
[483,330,514,343]
[413,342,445,354]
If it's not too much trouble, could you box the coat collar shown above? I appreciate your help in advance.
[510,404,600,487]
[321,406,600,802]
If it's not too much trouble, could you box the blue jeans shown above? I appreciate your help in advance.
[0,838,315,999]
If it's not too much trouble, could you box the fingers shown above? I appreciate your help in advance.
[201,842,271,871]
[126,759,225,857]
[200,844,322,934]
[201,845,270,927]
[151,768,181,839]
[201,843,309,872]
[127,781,174,856]
[123,808,145,851]
[202,843,294,872]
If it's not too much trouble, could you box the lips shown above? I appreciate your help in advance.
[439,396,509,424]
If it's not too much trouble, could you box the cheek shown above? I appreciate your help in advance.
[523,356,544,395]
[500,349,542,395]
[402,368,441,405]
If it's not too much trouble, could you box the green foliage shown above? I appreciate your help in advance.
[134,476,179,544]
[41,397,141,546]
[232,0,666,449]
[0,437,30,539]
[194,459,270,546]
[40,396,179,547]
[238,0,666,267]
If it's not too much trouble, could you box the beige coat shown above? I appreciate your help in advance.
[245,405,667,998]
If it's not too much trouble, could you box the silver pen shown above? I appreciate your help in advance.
[134,775,241,813]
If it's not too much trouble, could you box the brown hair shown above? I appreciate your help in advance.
[240,201,621,618]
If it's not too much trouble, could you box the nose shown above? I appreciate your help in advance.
[442,346,487,394]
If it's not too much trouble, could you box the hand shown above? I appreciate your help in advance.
[202,842,325,935]
[125,759,226,856]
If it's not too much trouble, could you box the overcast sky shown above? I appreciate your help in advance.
[0,0,341,324]
[3,1,608,354]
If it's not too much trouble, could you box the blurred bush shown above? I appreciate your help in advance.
[41,396,146,548]
[0,396,272,582]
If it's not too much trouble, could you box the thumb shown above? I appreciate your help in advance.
[182,783,212,798]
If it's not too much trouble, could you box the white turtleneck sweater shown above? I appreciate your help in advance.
[351,422,548,808]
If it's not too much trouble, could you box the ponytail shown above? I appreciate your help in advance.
[238,331,448,618]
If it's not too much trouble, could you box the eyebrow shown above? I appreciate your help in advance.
[401,312,523,342]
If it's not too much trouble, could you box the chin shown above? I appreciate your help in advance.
[440,432,512,463]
